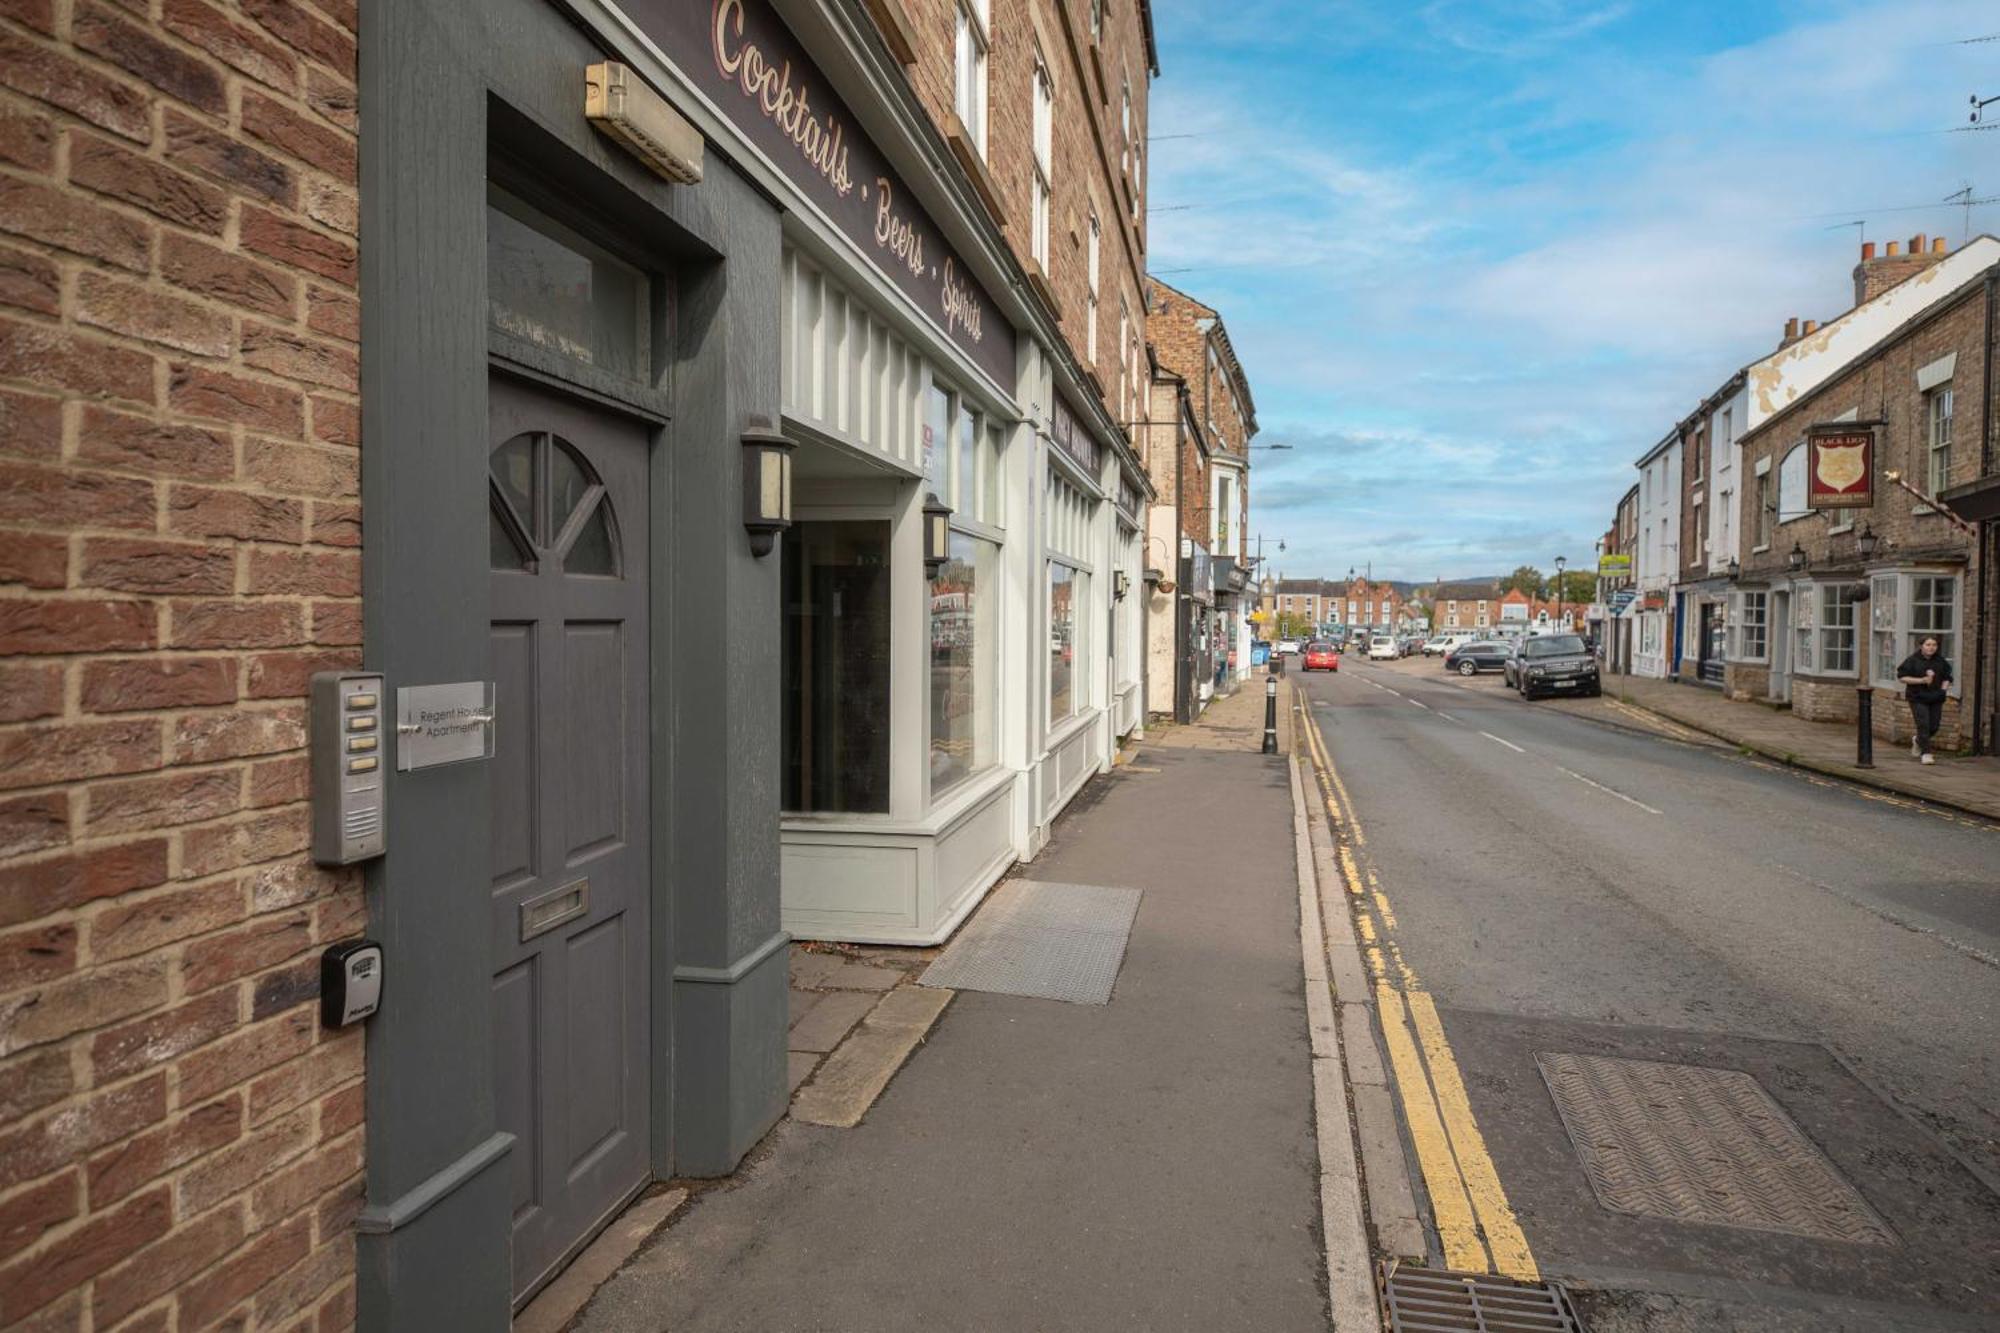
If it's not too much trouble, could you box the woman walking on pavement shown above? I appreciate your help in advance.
[1895,635,1953,764]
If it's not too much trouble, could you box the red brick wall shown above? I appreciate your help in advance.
[893,0,1151,422]
[0,0,363,1327]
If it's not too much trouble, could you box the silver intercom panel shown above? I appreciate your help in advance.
[311,671,386,865]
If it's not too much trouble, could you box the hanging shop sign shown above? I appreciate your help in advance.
[631,0,1016,386]
[1597,553,1632,577]
[1805,421,1878,509]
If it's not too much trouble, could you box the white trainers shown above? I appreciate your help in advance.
[1921,754,1935,765]
[1911,738,1922,758]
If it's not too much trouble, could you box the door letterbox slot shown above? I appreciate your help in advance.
[520,879,589,941]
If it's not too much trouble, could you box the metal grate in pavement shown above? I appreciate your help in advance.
[1537,1052,1898,1246]
[918,880,1140,1005]
[1380,1263,1583,1332]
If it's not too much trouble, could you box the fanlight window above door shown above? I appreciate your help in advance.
[489,431,620,576]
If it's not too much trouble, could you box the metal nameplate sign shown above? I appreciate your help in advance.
[395,682,495,771]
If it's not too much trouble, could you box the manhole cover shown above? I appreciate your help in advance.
[1537,1052,1898,1246]
[1381,1263,1583,1331]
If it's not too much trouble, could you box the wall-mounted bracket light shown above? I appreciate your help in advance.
[923,493,952,577]
[740,418,793,557]
[1786,542,1807,573]
[1856,524,1879,559]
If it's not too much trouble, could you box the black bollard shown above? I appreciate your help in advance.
[1855,686,1874,768]
[1261,674,1279,755]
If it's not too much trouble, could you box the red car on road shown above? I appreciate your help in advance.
[1302,641,1339,672]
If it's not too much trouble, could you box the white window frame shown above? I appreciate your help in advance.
[954,0,990,156]
[1926,383,1953,500]
[1085,210,1100,364]
[1814,581,1860,678]
[1030,57,1053,270]
[1752,460,1773,552]
[1732,589,1768,662]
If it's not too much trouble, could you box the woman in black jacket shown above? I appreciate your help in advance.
[1895,635,1953,764]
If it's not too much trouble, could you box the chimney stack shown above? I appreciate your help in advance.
[1802,319,1818,335]
[1783,316,1799,344]
[1853,234,1948,307]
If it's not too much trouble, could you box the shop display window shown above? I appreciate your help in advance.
[783,521,893,813]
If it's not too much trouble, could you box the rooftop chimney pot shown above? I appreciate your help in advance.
[1886,240,1901,256]
[1784,317,1799,339]
[1911,233,1926,253]
[1932,236,1947,254]
[1860,241,1876,260]
[1802,319,1818,335]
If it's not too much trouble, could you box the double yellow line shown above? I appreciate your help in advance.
[1295,688,1540,1281]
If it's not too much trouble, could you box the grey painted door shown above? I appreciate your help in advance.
[487,372,651,1306]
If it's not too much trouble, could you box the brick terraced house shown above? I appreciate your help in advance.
[0,0,1163,1328]
[1728,235,1999,752]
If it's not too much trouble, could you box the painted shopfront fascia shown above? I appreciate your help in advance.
[602,0,1146,944]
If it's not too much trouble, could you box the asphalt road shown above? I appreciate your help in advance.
[1299,653,2000,1332]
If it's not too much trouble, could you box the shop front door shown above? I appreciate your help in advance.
[487,373,652,1305]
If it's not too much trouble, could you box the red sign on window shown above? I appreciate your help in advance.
[1806,422,1876,509]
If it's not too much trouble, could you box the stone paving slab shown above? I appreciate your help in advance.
[789,987,954,1128]
[1145,670,1293,751]
[789,950,902,991]
[786,990,876,1055]
[513,1187,687,1333]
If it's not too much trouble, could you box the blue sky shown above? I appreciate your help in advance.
[1146,0,1999,584]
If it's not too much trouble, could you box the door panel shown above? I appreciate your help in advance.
[488,372,652,1306]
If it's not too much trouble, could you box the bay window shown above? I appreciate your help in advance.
[1870,572,1959,690]
[927,384,1006,799]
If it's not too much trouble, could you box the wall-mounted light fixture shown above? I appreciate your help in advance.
[1727,557,1741,580]
[1856,524,1879,559]
[1786,542,1807,573]
[740,418,794,557]
[1113,569,1130,601]
[923,494,952,577]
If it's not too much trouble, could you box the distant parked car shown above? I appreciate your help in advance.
[1443,640,1511,676]
[1367,635,1399,661]
[1421,635,1452,656]
[1509,633,1601,699]
[1302,641,1339,672]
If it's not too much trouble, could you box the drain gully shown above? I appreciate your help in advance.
[1381,1262,1585,1332]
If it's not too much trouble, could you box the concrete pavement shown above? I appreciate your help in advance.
[573,696,1328,1331]
[1604,671,2000,821]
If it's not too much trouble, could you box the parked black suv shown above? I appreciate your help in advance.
[1509,633,1601,699]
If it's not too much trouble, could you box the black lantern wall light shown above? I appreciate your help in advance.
[923,493,952,577]
[740,417,794,557]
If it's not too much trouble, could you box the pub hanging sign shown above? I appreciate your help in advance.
[1805,421,1879,509]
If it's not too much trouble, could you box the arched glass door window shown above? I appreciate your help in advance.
[489,430,620,576]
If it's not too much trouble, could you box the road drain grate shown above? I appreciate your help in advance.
[1380,1263,1585,1332]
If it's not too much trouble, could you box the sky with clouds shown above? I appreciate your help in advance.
[1146,0,1999,584]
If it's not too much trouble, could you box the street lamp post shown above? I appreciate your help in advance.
[1554,555,1567,629]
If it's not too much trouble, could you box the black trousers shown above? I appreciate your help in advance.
[1909,697,1943,754]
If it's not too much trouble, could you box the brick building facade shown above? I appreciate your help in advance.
[0,0,364,1328]
[1729,240,1995,751]
[1432,580,1501,632]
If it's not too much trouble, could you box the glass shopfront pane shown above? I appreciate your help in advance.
[1049,563,1076,723]
[486,186,648,378]
[956,406,978,512]
[929,531,998,798]
[924,385,951,500]
[783,521,892,814]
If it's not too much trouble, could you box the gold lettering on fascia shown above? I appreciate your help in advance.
[712,0,853,197]
[872,176,925,278]
[940,257,983,343]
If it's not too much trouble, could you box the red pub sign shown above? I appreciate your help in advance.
[1805,421,1878,509]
